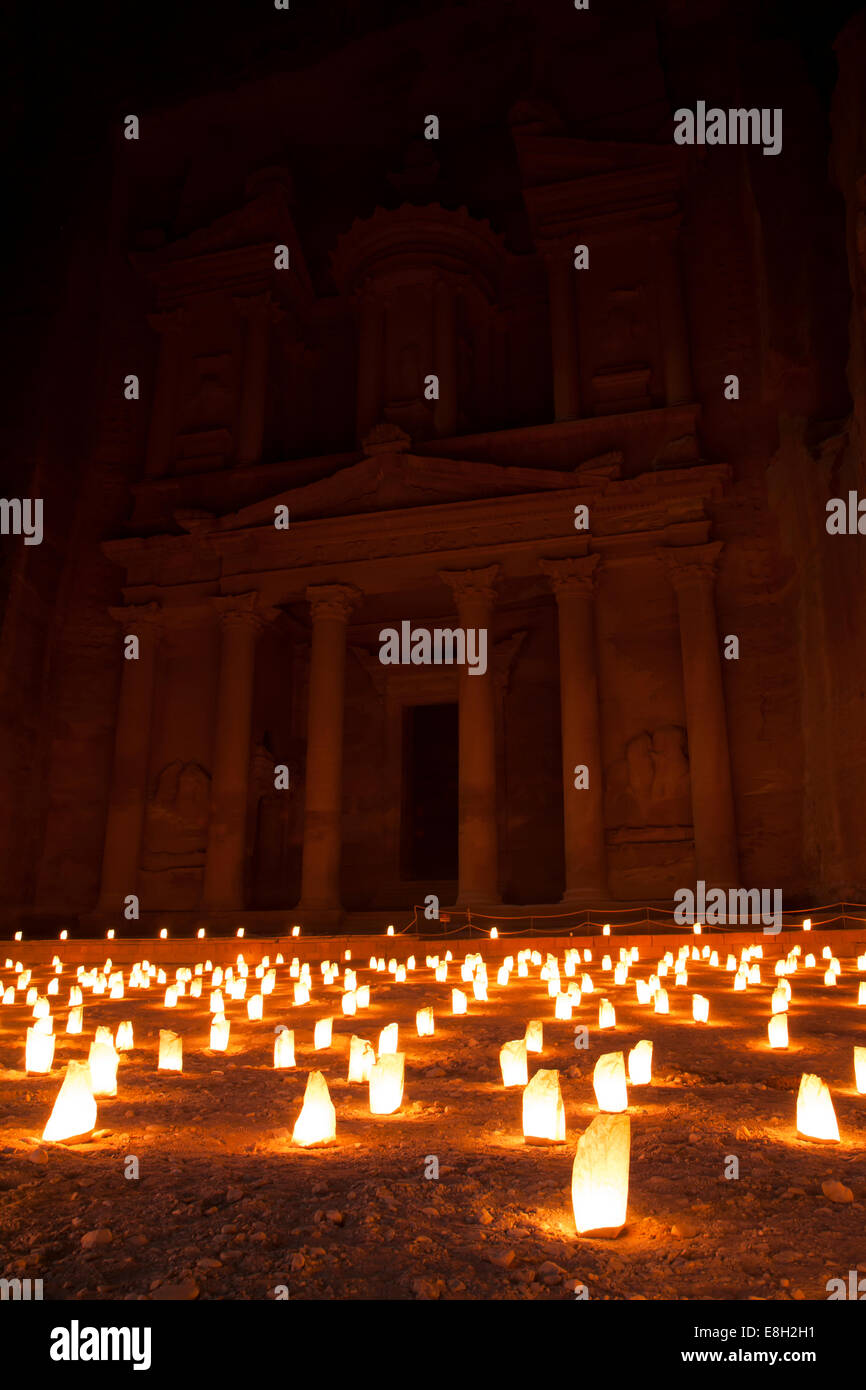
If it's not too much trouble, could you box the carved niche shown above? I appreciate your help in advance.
[142,760,211,866]
[604,725,692,840]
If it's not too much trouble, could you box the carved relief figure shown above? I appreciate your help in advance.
[604,725,691,828]
[143,760,211,858]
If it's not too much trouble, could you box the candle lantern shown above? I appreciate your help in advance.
[627,1039,652,1085]
[369,1053,405,1114]
[42,1060,97,1143]
[572,1113,630,1237]
[452,989,467,1015]
[66,1006,83,1035]
[593,1051,628,1113]
[314,1017,333,1050]
[292,1071,336,1146]
[768,1013,789,1049]
[555,993,573,1020]
[378,1022,398,1055]
[522,1069,566,1143]
[210,1014,230,1052]
[88,1038,119,1097]
[416,1007,435,1037]
[499,1039,528,1087]
[654,989,669,1014]
[26,1024,55,1074]
[598,999,616,1029]
[248,994,264,1021]
[341,991,357,1016]
[274,1027,295,1069]
[692,995,709,1023]
[348,1035,375,1082]
[525,1020,543,1054]
[855,1046,866,1095]
[158,1029,183,1071]
[796,1072,840,1141]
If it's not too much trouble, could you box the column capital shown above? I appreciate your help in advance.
[233,290,284,325]
[306,583,361,624]
[659,542,723,592]
[146,307,189,336]
[439,564,500,608]
[540,554,601,598]
[107,601,163,639]
[212,591,279,631]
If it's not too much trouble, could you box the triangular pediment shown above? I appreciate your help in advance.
[214,450,613,531]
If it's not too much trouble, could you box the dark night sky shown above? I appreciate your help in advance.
[0,0,861,491]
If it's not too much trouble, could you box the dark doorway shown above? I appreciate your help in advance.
[401,702,459,881]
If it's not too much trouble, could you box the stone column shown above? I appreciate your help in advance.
[235,293,280,466]
[356,285,385,442]
[144,308,187,478]
[544,245,581,421]
[661,543,739,888]
[654,226,693,406]
[439,565,500,905]
[540,556,607,901]
[433,276,458,437]
[202,593,276,911]
[97,603,162,912]
[299,583,361,913]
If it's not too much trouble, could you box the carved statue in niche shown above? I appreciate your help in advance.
[598,287,648,370]
[604,725,691,829]
[143,760,211,859]
[182,354,234,433]
[249,733,306,907]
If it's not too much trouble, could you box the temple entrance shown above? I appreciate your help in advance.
[401,702,459,881]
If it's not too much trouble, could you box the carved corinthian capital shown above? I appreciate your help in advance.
[659,542,723,592]
[539,554,601,598]
[306,583,361,624]
[438,564,500,609]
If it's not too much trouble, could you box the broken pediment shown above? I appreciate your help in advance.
[213,451,603,531]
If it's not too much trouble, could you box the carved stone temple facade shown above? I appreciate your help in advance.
[4,2,866,928]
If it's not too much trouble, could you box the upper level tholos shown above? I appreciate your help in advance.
[128,114,699,535]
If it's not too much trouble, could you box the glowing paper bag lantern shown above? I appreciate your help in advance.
[66,1006,83,1035]
[593,1051,628,1113]
[42,1060,97,1143]
[472,975,488,1002]
[416,1007,434,1037]
[796,1072,839,1141]
[314,1017,333,1050]
[88,1039,119,1097]
[855,1046,866,1095]
[523,1069,565,1143]
[627,1039,652,1085]
[378,1022,398,1055]
[248,994,264,1021]
[499,1039,528,1087]
[525,1020,543,1054]
[451,989,467,1015]
[692,994,709,1023]
[654,988,669,1014]
[348,1035,375,1083]
[768,1013,789,1049]
[210,1014,230,1052]
[292,1071,336,1147]
[158,1029,182,1072]
[369,1053,405,1114]
[294,983,310,1006]
[341,991,357,1016]
[572,1113,630,1237]
[114,1020,133,1051]
[26,1024,55,1074]
[859,982,866,1006]
[554,993,573,1021]
[356,985,371,1008]
[274,1027,295,1069]
[598,999,616,1029]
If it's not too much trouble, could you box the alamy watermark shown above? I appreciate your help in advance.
[673,880,782,934]
[378,621,487,676]
[0,498,43,546]
[673,103,782,157]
